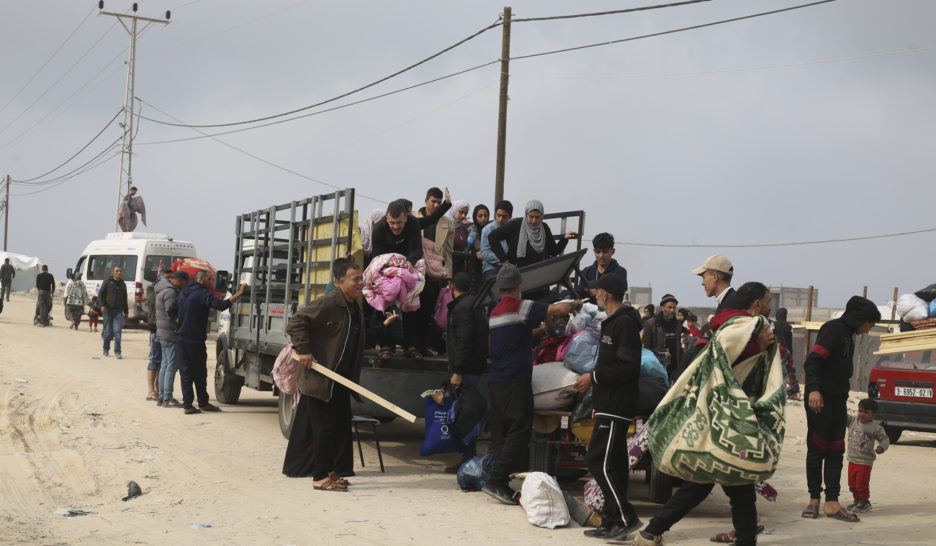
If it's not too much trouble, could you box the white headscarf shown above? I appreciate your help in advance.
[517,200,545,259]
[447,200,470,223]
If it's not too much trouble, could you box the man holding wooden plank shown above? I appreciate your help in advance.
[283,262,366,492]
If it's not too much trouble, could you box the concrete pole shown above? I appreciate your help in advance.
[493,7,512,205]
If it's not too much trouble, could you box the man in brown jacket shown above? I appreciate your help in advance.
[282,261,365,491]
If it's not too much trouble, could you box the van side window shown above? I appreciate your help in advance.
[143,255,170,282]
[87,255,138,281]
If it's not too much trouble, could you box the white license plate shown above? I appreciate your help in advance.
[895,387,933,398]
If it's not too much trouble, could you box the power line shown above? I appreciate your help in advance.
[14,137,121,187]
[139,101,389,205]
[509,0,838,63]
[13,148,119,197]
[137,0,838,143]
[615,227,936,248]
[13,109,122,182]
[0,21,119,138]
[0,7,96,116]
[510,0,710,22]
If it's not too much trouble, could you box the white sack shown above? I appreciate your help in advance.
[520,472,570,529]
[897,293,929,322]
[532,362,579,410]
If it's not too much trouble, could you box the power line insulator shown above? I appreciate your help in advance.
[165,10,171,20]
[98,1,104,9]
[132,3,138,12]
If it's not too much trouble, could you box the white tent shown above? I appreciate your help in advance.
[0,251,42,293]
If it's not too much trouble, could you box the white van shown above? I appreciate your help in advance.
[67,232,197,324]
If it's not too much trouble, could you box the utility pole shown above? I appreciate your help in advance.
[3,174,9,251]
[98,2,170,231]
[494,6,512,205]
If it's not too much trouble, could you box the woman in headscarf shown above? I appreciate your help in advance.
[447,200,471,275]
[360,208,387,265]
[487,200,577,268]
[466,204,490,292]
[64,272,89,330]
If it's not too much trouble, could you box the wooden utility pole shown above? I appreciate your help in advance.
[891,286,898,320]
[3,174,8,251]
[801,285,814,381]
[855,285,869,389]
[494,6,512,205]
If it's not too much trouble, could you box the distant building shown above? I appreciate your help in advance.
[770,286,818,309]
[626,286,652,307]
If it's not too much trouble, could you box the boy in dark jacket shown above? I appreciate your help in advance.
[801,296,880,522]
[573,274,643,541]
[445,272,489,467]
[574,232,628,304]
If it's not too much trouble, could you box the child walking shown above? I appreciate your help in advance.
[88,296,101,332]
[846,398,889,512]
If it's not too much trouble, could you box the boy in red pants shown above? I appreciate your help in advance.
[846,398,889,512]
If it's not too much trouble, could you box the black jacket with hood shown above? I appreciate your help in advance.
[445,292,489,376]
[804,296,881,399]
[590,305,643,420]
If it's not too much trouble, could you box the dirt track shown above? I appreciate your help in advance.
[1,293,933,545]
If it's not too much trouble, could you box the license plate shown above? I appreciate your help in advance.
[895,386,933,398]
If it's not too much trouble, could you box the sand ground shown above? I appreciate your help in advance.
[1,293,933,545]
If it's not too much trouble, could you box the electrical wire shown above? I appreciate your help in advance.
[0,7,96,116]
[13,147,119,196]
[14,137,121,187]
[510,0,710,22]
[0,21,119,138]
[13,109,122,183]
[139,101,388,205]
[134,61,500,145]
[509,0,838,63]
[614,227,936,248]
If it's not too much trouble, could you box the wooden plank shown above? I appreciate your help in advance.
[291,352,418,423]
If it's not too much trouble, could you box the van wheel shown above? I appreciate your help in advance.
[883,424,902,444]
[278,392,296,439]
[214,350,243,404]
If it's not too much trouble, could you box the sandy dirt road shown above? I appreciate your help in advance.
[1,293,933,545]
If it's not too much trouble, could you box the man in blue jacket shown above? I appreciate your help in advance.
[169,270,246,414]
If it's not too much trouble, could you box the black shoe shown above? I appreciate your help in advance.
[482,483,518,505]
[605,517,644,541]
[583,524,616,538]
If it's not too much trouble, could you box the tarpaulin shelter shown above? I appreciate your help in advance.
[0,251,42,292]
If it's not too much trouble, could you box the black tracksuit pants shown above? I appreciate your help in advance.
[645,481,758,546]
[487,382,533,488]
[177,338,209,409]
[806,395,848,501]
[586,415,638,526]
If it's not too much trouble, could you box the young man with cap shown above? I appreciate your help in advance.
[642,294,684,378]
[801,296,881,523]
[482,264,581,504]
[572,274,643,540]
[692,254,736,313]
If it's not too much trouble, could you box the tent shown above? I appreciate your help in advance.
[0,251,42,293]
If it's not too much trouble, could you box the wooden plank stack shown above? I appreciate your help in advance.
[875,328,936,356]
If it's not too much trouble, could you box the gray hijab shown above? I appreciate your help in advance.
[517,200,545,259]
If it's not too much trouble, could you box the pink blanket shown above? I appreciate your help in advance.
[364,253,426,312]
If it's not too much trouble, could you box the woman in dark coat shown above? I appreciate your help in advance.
[487,200,576,268]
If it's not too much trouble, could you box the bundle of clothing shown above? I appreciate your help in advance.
[363,253,426,312]
[118,195,147,232]
[896,283,936,329]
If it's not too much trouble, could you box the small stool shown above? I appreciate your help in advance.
[351,416,385,472]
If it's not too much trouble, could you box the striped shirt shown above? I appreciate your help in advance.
[488,296,549,383]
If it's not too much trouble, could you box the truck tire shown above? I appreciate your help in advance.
[214,350,243,404]
[528,436,558,475]
[278,392,296,439]
[648,461,675,504]
[883,424,902,444]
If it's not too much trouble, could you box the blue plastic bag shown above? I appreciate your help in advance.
[420,397,466,456]
[930,299,936,318]
[641,349,670,387]
[457,454,494,491]
[563,330,599,374]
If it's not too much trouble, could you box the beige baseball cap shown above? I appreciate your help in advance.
[691,254,734,276]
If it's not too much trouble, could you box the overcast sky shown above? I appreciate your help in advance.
[2,0,934,308]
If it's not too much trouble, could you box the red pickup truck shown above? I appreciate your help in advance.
[868,349,936,443]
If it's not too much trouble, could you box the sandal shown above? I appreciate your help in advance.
[404,347,423,360]
[710,525,764,543]
[826,508,859,522]
[801,504,819,519]
[328,472,351,487]
[313,477,347,492]
[379,350,392,361]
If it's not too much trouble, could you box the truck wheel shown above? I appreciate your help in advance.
[214,350,243,404]
[528,436,558,474]
[648,461,674,504]
[883,424,902,444]
[278,392,296,439]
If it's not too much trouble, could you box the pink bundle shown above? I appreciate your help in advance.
[364,253,426,312]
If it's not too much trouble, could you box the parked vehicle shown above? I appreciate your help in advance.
[67,232,197,325]
[868,348,936,443]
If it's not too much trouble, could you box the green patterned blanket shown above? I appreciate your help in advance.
[647,314,786,486]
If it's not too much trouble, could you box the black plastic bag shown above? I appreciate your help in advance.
[448,385,489,444]
[636,375,668,416]
[915,283,936,303]
[571,387,594,423]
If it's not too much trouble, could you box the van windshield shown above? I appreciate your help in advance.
[87,255,138,281]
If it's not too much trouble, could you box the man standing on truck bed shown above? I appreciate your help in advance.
[99,266,128,357]
[283,261,366,492]
[169,271,246,415]
[482,264,581,505]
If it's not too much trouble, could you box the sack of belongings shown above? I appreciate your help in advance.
[520,472,570,529]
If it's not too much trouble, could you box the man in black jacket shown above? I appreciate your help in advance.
[801,296,880,522]
[99,266,129,357]
[445,272,489,467]
[572,274,643,541]
[35,265,55,326]
[1,258,15,302]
